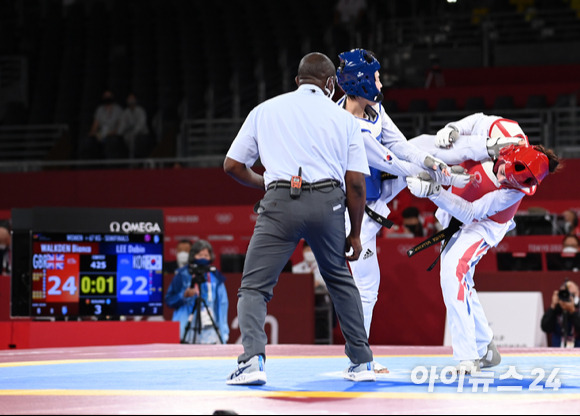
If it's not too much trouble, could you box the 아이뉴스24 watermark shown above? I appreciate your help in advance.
[411,365,562,393]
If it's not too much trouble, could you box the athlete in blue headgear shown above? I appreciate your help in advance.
[336,48,470,374]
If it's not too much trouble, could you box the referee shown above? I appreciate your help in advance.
[224,52,375,385]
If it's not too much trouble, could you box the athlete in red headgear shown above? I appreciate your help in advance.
[498,144,550,193]
[405,112,560,374]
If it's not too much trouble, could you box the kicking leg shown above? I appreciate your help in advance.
[440,229,490,363]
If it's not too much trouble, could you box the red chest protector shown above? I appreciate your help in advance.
[452,160,521,224]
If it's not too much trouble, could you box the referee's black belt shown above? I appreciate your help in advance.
[267,179,341,191]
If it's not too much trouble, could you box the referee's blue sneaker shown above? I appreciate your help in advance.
[343,361,376,382]
[226,355,267,385]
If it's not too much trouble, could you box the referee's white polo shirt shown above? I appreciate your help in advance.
[226,84,370,191]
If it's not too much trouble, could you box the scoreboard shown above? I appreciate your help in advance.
[11,207,165,319]
[30,232,163,318]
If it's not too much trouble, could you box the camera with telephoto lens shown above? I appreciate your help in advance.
[188,262,216,288]
[559,287,571,302]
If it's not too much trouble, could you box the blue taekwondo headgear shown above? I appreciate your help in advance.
[337,49,384,103]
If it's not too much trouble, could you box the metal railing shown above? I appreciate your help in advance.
[377,8,580,50]
[178,118,245,158]
[1,106,579,172]
[0,124,69,161]
[178,107,580,161]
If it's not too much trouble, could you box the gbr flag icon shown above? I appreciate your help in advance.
[46,254,65,270]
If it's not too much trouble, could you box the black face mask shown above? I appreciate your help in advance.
[406,225,424,237]
[102,98,114,105]
[193,258,211,266]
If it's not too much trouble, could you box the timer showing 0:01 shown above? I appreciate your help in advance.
[80,275,115,295]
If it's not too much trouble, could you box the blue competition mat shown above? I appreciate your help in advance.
[2,353,580,397]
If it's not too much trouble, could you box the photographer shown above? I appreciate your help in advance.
[165,240,229,344]
[0,224,11,275]
[541,280,580,348]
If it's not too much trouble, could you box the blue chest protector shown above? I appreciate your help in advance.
[366,165,382,201]
[336,97,383,201]
[360,110,383,201]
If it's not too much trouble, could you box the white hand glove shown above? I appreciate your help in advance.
[424,155,449,174]
[449,165,472,189]
[486,136,523,159]
[406,172,442,198]
[427,165,471,188]
[435,125,459,148]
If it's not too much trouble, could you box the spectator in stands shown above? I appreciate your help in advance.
[563,234,580,254]
[560,209,580,236]
[84,90,124,159]
[292,240,324,292]
[118,93,150,158]
[425,54,445,89]
[334,0,368,46]
[164,239,193,275]
[541,280,580,348]
[165,240,229,344]
[0,224,11,275]
[401,206,425,238]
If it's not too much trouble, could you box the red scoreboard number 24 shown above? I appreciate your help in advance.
[33,253,80,303]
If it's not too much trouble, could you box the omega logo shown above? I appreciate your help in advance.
[110,221,161,233]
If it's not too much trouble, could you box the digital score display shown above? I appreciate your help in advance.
[30,232,163,318]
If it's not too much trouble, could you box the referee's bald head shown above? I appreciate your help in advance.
[296,52,336,87]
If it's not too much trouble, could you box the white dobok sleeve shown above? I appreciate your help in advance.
[429,188,524,225]
[447,113,487,136]
[410,133,490,165]
[363,132,424,178]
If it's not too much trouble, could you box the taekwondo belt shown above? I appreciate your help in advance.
[365,205,394,229]
[407,217,462,271]
[364,171,399,229]
[365,172,398,228]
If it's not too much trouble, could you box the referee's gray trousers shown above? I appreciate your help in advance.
[236,185,373,365]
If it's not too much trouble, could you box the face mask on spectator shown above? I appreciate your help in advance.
[194,258,211,266]
[176,251,189,268]
[304,251,316,264]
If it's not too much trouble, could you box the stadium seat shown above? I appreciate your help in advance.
[408,99,429,113]
[436,98,458,112]
[493,95,515,109]
[497,252,543,271]
[554,93,577,107]
[383,100,398,113]
[464,96,486,111]
[525,94,548,108]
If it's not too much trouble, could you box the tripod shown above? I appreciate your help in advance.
[181,291,224,344]
[560,312,574,348]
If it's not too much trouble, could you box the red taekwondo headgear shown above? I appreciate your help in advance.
[498,145,549,194]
